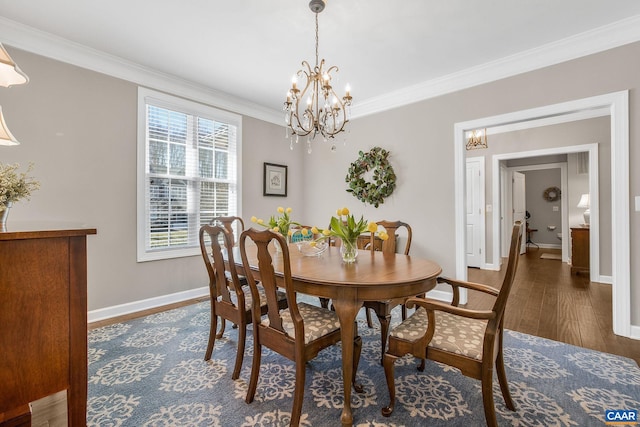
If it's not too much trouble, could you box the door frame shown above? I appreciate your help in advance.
[454,90,631,338]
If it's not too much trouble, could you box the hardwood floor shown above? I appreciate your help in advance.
[466,248,640,366]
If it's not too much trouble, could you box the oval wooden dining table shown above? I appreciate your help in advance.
[230,243,442,427]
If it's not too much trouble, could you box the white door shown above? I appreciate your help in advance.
[466,158,483,267]
[512,171,527,254]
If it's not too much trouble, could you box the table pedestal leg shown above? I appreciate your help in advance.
[331,297,362,427]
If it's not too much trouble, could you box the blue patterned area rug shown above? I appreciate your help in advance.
[88,299,640,426]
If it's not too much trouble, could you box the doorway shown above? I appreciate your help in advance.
[453,91,631,338]
[501,161,571,263]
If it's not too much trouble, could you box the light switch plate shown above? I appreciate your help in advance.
[636,196,640,212]
[553,206,559,212]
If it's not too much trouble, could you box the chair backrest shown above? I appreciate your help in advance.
[239,228,301,338]
[209,216,245,247]
[490,221,524,329]
[369,220,413,255]
[199,224,245,306]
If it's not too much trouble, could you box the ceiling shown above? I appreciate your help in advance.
[1,1,640,122]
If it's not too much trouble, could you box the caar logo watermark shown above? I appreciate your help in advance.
[605,410,638,425]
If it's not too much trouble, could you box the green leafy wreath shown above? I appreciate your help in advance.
[345,147,396,208]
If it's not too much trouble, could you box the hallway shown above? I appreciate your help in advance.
[467,248,640,365]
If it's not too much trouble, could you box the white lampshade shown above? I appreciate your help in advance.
[577,193,590,225]
[0,43,29,87]
[577,194,590,209]
[0,106,21,146]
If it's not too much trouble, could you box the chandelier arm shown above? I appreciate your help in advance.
[293,73,317,135]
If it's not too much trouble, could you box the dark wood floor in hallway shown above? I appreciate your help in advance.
[466,248,640,366]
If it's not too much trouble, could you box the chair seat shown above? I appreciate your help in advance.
[389,307,488,360]
[261,302,341,343]
[224,271,248,286]
[228,285,284,310]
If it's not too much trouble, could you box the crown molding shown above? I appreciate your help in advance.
[351,14,640,119]
[0,17,283,125]
[2,14,640,124]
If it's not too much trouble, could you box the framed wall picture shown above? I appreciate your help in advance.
[263,162,288,197]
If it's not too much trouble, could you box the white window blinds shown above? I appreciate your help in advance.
[137,88,241,261]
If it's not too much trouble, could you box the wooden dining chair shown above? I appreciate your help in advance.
[239,228,363,427]
[362,220,413,363]
[381,222,524,427]
[209,215,245,248]
[198,225,286,379]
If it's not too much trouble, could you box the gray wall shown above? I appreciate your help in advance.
[0,48,304,311]
[301,42,638,324]
[523,168,562,247]
[1,41,639,326]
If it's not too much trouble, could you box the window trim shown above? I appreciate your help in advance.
[137,87,242,262]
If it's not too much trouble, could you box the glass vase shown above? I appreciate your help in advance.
[0,201,12,231]
[340,237,358,263]
[275,233,290,253]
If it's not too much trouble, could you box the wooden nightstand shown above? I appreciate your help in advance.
[570,227,590,275]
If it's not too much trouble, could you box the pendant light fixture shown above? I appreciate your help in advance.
[0,43,29,146]
[284,0,352,153]
[0,43,29,87]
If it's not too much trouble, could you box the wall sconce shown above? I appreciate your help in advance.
[577,193,590,225]
[466,128,487,150]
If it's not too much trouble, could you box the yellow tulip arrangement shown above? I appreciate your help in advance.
[310,207,388,263]
[251,206,301,238]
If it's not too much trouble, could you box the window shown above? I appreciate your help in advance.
[137,88,242,261]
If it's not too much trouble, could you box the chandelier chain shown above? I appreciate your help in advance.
[315,13,319,68]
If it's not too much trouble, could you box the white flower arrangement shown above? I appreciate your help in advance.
[0,162,40,208]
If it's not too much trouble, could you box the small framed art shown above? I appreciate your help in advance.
[263,162,288,197]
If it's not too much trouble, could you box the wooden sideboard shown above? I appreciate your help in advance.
[570,226,589,275]
[0,223,96,427]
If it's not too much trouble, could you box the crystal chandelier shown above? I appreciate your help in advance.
[284,0,352,153]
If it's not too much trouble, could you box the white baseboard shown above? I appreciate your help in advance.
[482,262,500,271]
[630,324,640,340]
[425,289,455,303]
[88,286,209,323]
[535,243,562,249]
[596,275,613,285]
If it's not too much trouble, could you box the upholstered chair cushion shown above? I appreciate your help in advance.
[262,302,341,343]
[228,284,280,310]
[389,307,488,360]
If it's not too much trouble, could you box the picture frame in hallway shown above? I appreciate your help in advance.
[263,162,287,197]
